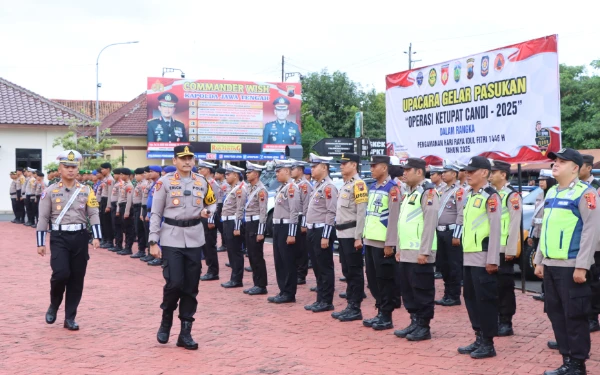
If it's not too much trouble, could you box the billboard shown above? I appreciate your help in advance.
[386,35,561,164]
[146,78,302,160]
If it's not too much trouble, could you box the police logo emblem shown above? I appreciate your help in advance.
[428,68,437,87]
[494,53,505,72]
[165,94,172,101]
[67,151,75,161]
[441,64,449,85]
[453,61,461,83]
[481,56,489,77]
[467,58,475,79]
[416,71,424,86]
[184,146,190,154]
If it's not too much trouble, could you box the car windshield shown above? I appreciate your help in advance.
[522,187,543,205]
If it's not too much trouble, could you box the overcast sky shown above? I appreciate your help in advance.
[1,0,598,102]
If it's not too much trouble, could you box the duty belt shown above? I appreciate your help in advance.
[335,221,357,230]
[222,215,237,221]
[273,218,291,224]
[118,202,127,206]
[164,217,202,227]
[133,203,142,207]
[306,223,326,229]
[51,224,86,232]
[436,224,457,232]
[245,215,260,222]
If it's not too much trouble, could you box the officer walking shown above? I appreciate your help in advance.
[330,153,368,322]
[457,156,501,359]
[147,93,188,143]
[197,161,221,281]
[99,163,115,249]
[37,150,102,331]
[9,171,18,222]
[291,160,313,285]
[534,148,600,375]
[489,160,522,337]
[131,168,147,258]
[362,155,401,331]
[304,153,338,313]
[435,161,465,307]
[392,158,439,341]
[268,160,301,304]
[262,96,301,147]
[149,145,216,350]
[242,162,269,295]
[220,164,246,288]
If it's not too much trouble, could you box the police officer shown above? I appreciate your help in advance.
[262,96,301,147]
[196,160,220,280]
[108,168,123,252]
[435,161,465,307]
[331,153,367,322]
[362,155,401,331]
[9,171,18,223]
[457,156,501,359]
[291,160,313,285]
[142,166,163,264]
[580,154,600,189]
[37,150,102,331]
[392,158,439,341]
[268,160,301,304]
[213,167,227,252]
[220,164,246,288]
[242,162,269,295]
[99,163,115,249]
[15,169,26,223]
[35,171,46,225]
[116,169,135,255]
[24,168,36,226]
[534,148,600,375]
[489,159,522,337]
[429,166,446,191]
[147,92,187,143]
[131,168,147,258]
[149,145,217,350]
[304,154,338,313]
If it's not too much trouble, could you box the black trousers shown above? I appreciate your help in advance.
[110,202,119,246]
[49,230,90,320]
[365,245,399,313]
[16,191,25,220]
[25,195,33,223]
[33,196,40,222]
[245,220,267,288]
[296,217,309,281]
[307,227,336,304]
[116,204,134,249]
[399,262,435,321]
[142,205,149,246]
[436,230,463,299]
[10,197,17,219]
[216,204,224,245]
[160,245,202,322]
[133,204,146,252]
[463,266,499,338]
[100,198,114,243]
[201,217,219,276]
[498,256,516,321]
[338,238,365,305]
[544,265,591,360]
[223,220,244,283]
[589,252,600,318]
[273,223,297,297]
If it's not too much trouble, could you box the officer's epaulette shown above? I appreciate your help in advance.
[422,181,436,191]
[484,186,499,196]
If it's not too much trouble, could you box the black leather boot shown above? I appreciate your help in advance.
[542,355,571,375]
[331,304,351,319]
[176,321,198,350]
[588,316,600,332]
[338,302,363,322]
[45,304,57,324]
[458,331,482,354]
[394,314,417,338]
[547,340,558,350]
[406,318,431,341]
[568,358,586,375]
[371,312,393,330]
[498,316,514,337]
[156,312,173,344]
[362,310,382,327]
[470,336,496,359]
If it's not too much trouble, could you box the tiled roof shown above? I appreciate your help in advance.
[100,93,147,136]
[52,99,128,120]
[0,77,92,125]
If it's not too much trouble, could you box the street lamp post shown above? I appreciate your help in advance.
[96,41,139,142]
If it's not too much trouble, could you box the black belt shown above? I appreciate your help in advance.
[10,193,17,196]
[133,203,142,207]
[142,204,147,208]
[118,202,126,207]
[335,221,357,230]
[164,217,202,228]
[101,197,108,201]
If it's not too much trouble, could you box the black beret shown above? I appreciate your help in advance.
[144,166,151,173]
[135,167,146,175]
[113,168,122,174]
[216,167,226,174]
[121,169,132,176]
[101,162,112,169]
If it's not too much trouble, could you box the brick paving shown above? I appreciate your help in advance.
[0,222,598,375]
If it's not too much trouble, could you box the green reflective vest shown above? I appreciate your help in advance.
[539,182,587,259]
[462,188,496,253]
[498,188,510,247]
[398,187,437,250]
[363,181,395,242]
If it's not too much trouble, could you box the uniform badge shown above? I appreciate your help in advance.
[473,197,483,208]
[196,199,201,205]
[408,194,417,204]
[357,182,365,191]
[236,189,242,198]
[456,188,464,202]
[288,185,295,198]
[390,187,400,203]
[325,186,332,199]
[41,192,46,200]
[301,184,308,194]
[341,193,348,199]
[56,205,62,210]
[170,180,180,186]
[510,195,520,210]
[259,191,266,202]
[194,181,202,186]
[154,181,163,192]
[196,191,202,197]
[585,192,597,210]
[52,189,59,193]
[487,196,498,212]
[173,198,180,205]
[427,189,435,206]
[55,198,61,203]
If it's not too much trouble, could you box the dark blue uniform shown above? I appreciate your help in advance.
[147,117,188,143]
[262,120,301,145]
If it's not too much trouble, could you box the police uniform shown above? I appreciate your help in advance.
[435,162,465,306]
[149,145,217,350]
[108,169,123,251]
[115,170,135,255]
[35,172,45,225]
[262,96,301,146]
[490,160,522,337]
[457,156,501,359]
[331,153,367,322]
[394,158,440,341]
[362,155,402,330]
[220,164,246,288]
[215,169,228,251]
[131,168,147,258]
[147,93,188,143]
[142,166,163,264]
[242,162,269,294]
[293,161,313,284]
[197,161,220,280]
[15,171,26,223]
[9,172,18,222]
[268,160,301,303]
[25,170,37,226]
[37,150,101,330]
[99,163,115,248]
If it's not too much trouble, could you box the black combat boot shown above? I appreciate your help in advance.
[156,312,173,344]
[542,355,571,375]
[331,303,352,319]
[362,310,382,327]
[406,318,431,341]
[568,358,586,375]
[588,316,600,332]
[394,314,417,338]
[497,316,514,337]
[470,336,496,359]
[338,302,363,322]
[458,331,482,354]
[371,311,393,330]
[176,321,198,350]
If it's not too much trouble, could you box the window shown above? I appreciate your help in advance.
[15,148,42,171]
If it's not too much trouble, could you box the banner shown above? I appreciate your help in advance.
[146,78,302,160]
[385,35,561,165]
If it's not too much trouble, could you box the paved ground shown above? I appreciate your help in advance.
[1,222,598,375]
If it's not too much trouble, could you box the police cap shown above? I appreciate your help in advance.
[548,148,583,168]
[158,92,179,107]
[174,145,194,158]
[462,156,492,171]
[273,96,290,110]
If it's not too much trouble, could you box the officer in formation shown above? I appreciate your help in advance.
[108,168,122,251]
[430,165,446,279]
[220,164,246,288]
[434,161,465,307]
[262,96,301,147]
[36,150,102,331]
[580,154,600,190]
[331,153,367,322]
[99,163,115,250]
[535,148,600,375]
[241,162,269,295]
[304,153,338,313]
[147,92,188,143]
[9,171,19,223]
[15,169,26,223]
[214,167,227,253]
[24,167,38,226]
[489,160,522,337]
[115,169,135,255]
[149,145,216,350]
[197,160,221,281]
[130,168,148,258]
[291,160,312,285]
[268,159,301,304]
[142,166,164,265]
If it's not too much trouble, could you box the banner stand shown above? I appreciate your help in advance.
[517,163,526,293]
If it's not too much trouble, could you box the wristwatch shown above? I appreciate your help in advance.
[148,241,157,246]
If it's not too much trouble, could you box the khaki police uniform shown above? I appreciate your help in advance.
[132,176,146,255]
[110,175,122,250]
[201,173,222,278]
[242,176,268,290]
[116,177,135,253]
[100,173,115,246]
[221,167,246,286]
[295,171,313,283]
[9,174,18,221]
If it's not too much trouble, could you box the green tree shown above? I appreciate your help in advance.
[301,108,329,158]
[360,90,386,138]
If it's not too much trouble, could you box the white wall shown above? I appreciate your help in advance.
[0,127,69,213]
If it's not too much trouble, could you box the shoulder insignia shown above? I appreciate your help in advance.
[585,192,597,210]
[324,186,332,199]
[510,195,520,210]
[456,188,464,201]
[356,181,366,191]
[288,185,295,198]
[154,181,163,192]
[259,190,266,202]
[301,184,308,194]
[426,189,435,206]
[390,186,400,202]
[487,195,498,213]
[127,186,133,193]
[354,182,368,204]
[236,188,242,197]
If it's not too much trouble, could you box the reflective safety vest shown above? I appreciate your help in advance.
[498,187,515,247]
[398,186,437,250]
[364,180,396,242]
[540,182,587,259]
[462,187,497,253]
